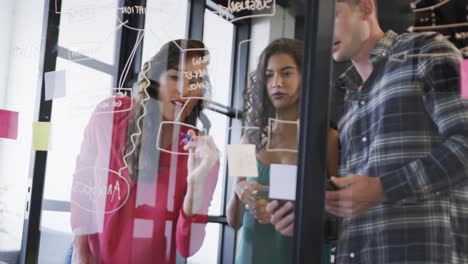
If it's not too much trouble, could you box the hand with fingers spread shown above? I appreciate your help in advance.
[266,201,295,237]
[325,175,386,217]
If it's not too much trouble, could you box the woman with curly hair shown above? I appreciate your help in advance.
[227,38,338,264]
[69,39,219,263]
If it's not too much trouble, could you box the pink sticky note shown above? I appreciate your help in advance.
[462,59,468,99]
[0,109,19,140]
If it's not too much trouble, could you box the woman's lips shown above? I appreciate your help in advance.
[171,99,186,107]
[272,92,286,100]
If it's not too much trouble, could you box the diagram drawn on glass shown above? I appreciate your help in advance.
[71,166,131,214]
[55,0,116,25]
[94,88,133,114]
[213,0,276,23]
[67,19,130,62]
[266,118,299,153]
[172,40,216,101]
[388,50,457,63]
[117,0,182,17]
[156,121,207,155]
[71,88,133,115]
[115,17,146,89]
[410,0,450,12]
[408,22,468,33]
[55,0,114,14]
[408,0,468,55]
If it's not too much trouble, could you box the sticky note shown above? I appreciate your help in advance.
[461,59,468,99]
[0,109,19,140]
[226,144,258,177]
[33,122,51,151]
[44,70,66,101]
[269,164,297,201]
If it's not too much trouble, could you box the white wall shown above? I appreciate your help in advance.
[0,1,15,108]
[0,0,45,251]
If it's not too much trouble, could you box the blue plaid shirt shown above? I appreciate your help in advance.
[335,31,468,263]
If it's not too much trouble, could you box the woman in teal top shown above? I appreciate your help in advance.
[236,161,293,264]
[227,38,338,264]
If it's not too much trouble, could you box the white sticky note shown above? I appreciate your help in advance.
[44,70,66,101]
[226,144,258,177]
[269,164,297,201]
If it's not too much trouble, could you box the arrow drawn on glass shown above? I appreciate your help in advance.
[389,50,461,63]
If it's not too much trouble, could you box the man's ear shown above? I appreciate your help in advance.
[359,0,375,19]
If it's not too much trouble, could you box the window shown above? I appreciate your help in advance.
[0,0,46,256]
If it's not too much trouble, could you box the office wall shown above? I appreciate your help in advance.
[0,0,45,253]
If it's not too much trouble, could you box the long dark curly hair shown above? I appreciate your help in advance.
[243,38,304,151]
[123,39,211,182]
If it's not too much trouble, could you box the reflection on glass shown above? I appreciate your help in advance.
[70,40,220,263]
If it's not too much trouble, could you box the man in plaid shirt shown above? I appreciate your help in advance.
[326,0,468,263]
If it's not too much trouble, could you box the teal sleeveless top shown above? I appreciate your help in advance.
[235,160,293,264]
[235,160,331,264]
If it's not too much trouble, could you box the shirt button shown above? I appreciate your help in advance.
[350,252,355,258]
[362,137,367,142]
[360,101,365,106]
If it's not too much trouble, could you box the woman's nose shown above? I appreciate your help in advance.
[273,74,283,87]
[176,81,190,98]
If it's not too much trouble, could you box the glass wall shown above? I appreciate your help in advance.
[0,0,314,263]
[2,0,467,264]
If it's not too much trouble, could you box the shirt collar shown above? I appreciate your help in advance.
[369,30,398,64]
[336,30,399,91]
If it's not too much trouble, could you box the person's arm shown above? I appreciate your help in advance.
[70,113,100,262]
[380,37,468,202]
[71,235,94,264]
[70,97,130,260]
[227,177,246,229]
[176,135,220,257]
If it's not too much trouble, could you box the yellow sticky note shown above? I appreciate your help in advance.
[33,122,51,151]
